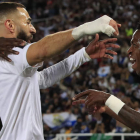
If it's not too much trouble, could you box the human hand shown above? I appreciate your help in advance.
[109,20,121,36]
[0,37,26,62]
[72,89,110,112]
[86,106,107,114]
[85,34,120,59]
[72,97,106,114]
[72,15,121,40]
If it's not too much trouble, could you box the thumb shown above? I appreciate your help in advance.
[86,34,99,47]
[92,34,99,44]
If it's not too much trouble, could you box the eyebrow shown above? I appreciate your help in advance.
[131,41,138,46]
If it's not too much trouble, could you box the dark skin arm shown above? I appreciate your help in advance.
[119,105,140,132]
[72,89,140,133]
[0,37,26,61]
[106,104,140,132]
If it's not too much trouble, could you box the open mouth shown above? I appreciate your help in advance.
[130,58,136,65]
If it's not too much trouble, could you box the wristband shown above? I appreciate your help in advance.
[105,95,125,115]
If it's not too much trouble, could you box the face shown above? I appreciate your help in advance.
[15,8,36,42]
[127,29,140,75]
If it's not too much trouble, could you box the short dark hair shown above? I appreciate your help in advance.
[0,2,25,20]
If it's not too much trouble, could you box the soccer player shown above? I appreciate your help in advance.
[0,2,120,140]
[72,25,140,133]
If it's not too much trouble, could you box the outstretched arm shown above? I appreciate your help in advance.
[105,94,140,132]
[118,105,140,132]
[38,47,91,89]
[105,103,140,132]
[105,106,131,128]
[72,90,140,132]
[38,34,119,89]
[96,105,140,132]
[27,16,121,66]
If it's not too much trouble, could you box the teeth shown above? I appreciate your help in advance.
[130,58,135,61]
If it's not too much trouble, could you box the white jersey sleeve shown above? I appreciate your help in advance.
[5,43,42,76]
[38,47,91,89]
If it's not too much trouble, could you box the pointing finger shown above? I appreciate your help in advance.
[72,99,85,105]
[72,90,91,100]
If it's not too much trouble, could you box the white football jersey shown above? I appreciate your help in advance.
[0,44,44,140]
[0,43,91,140]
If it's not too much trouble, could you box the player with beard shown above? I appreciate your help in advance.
[0,2,121,140]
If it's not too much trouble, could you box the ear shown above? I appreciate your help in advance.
[4,19,15,33]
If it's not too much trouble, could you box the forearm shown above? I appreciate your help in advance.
[38,48,91,89]
[37,29,75,59]
[119,105,140,132]
[105,106,128,126]
[105,95,140,132]
[38,15,113,59]
[27,29,76,66]
[107,105,140,132]
[27,15,115,66]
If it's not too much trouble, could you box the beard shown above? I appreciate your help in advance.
[17,29,33,43]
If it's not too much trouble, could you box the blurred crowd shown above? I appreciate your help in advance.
[3,0,140,139]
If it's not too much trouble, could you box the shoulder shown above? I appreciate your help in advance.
[8,43,32,61]
[12,43,32,53]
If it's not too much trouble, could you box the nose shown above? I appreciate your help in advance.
[127,46,133,56]
[30,24,36,34]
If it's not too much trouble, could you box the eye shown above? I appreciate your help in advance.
[132,43,138,48]
[133,44,136,47]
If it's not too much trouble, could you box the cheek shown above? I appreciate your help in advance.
[20,22,27,29]
[20,23,29,31]
[135,51,140,71]
[136,51,140,62]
